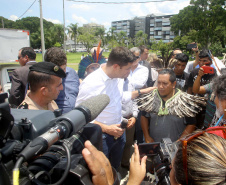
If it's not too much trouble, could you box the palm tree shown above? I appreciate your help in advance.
[67,23,78,51]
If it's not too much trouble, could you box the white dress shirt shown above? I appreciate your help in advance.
[75,64,131,125]
[128,64,148,90]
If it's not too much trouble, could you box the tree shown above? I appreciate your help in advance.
[67,23,78,51]
[77,27,97,52]
[95,27,106,46]
[115,31,128,47]
[170,0,226,48]
[50,24,64,47]
[151,39,173,67]
[134,31,148,46]
[106,27,117,50]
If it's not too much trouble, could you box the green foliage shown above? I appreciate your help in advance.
[151,39,173,66]
[95,27,106,46]
[170,0,226,49]
[134,31,148,46]
[209,41,226,56]
[77,27,97,52]
[1,16,63,49]
[67,23,78,50]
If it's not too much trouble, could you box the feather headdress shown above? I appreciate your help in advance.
[78,40,106,78]
[136,89,206,118]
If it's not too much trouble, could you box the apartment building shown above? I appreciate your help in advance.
[111,20,134,38]
[148,14,175,43]
[111,14,176,43]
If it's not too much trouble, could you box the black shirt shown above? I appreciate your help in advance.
[176,72,189,91]
[186,68,216,89]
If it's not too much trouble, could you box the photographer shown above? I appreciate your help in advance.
[82,140,147,185]
[84,127,226,185]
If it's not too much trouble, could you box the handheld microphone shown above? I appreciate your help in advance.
[19,94,110,161]
[120,118,128,129]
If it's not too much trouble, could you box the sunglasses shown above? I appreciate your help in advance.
[179,127,226,184]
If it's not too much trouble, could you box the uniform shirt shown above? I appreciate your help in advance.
[18,91,58,111]
[75,64,131,125]
[55,67,80,114]
[128,64,148,90]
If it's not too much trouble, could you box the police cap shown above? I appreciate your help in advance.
[29,61,66,78]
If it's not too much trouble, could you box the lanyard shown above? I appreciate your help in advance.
[215,114,224,126]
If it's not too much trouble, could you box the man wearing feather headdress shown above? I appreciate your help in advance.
[78,42,106,82]
[138,69,206,143]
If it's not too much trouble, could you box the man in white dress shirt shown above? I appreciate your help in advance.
[121,47,148,169]
[76,47,155,170]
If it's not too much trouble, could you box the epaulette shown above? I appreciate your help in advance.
[18,102,28,109]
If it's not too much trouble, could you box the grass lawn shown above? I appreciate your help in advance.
[36,52,110,71]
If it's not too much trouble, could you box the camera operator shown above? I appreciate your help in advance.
[18,61,66,111]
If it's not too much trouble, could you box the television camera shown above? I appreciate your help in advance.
[0,93,110,185]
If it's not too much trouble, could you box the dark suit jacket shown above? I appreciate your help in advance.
[9,61,36,107]
[140,60,154,87]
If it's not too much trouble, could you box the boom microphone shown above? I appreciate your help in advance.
[19,94,110,161]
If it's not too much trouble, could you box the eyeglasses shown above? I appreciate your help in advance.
[179,127,226,184]
[135,56,140,60]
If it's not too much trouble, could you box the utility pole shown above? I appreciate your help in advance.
[39,0,45,60]
[1,17,4,28]
[63,0,66,53]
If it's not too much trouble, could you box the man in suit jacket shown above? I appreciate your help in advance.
[9,47,36,107]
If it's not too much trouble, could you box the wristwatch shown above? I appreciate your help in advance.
[138,89,141,97]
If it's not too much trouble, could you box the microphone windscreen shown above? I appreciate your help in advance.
[77,94,110,121]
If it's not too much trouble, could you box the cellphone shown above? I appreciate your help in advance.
[187,43,197,49]
[138,142,161,157]
[201,66,214,74]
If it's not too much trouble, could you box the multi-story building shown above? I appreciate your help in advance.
[111,14,176,43]
[111,20,134,38]
[133,16,146,36]
[83,22,104,29]
[148,14,175,43]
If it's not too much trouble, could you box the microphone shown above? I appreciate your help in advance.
[120,118,128,129]
[19,94,110,161]
[114,118,128,140]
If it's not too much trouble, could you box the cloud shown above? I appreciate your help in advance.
[144,0,190,15]
[45,18,62,24]
[70,4,92,11]
[9,15,18,21]
[72,14,88,25]
[90,18,97,23]
[103,22,111,27]
[129,4,146,17]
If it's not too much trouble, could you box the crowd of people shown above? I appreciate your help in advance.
[2,44,226,184]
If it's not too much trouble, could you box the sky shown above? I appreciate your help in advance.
[1,0,191,31]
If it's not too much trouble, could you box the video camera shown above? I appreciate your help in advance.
[0,93,110,185]
[139,138,179,185]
